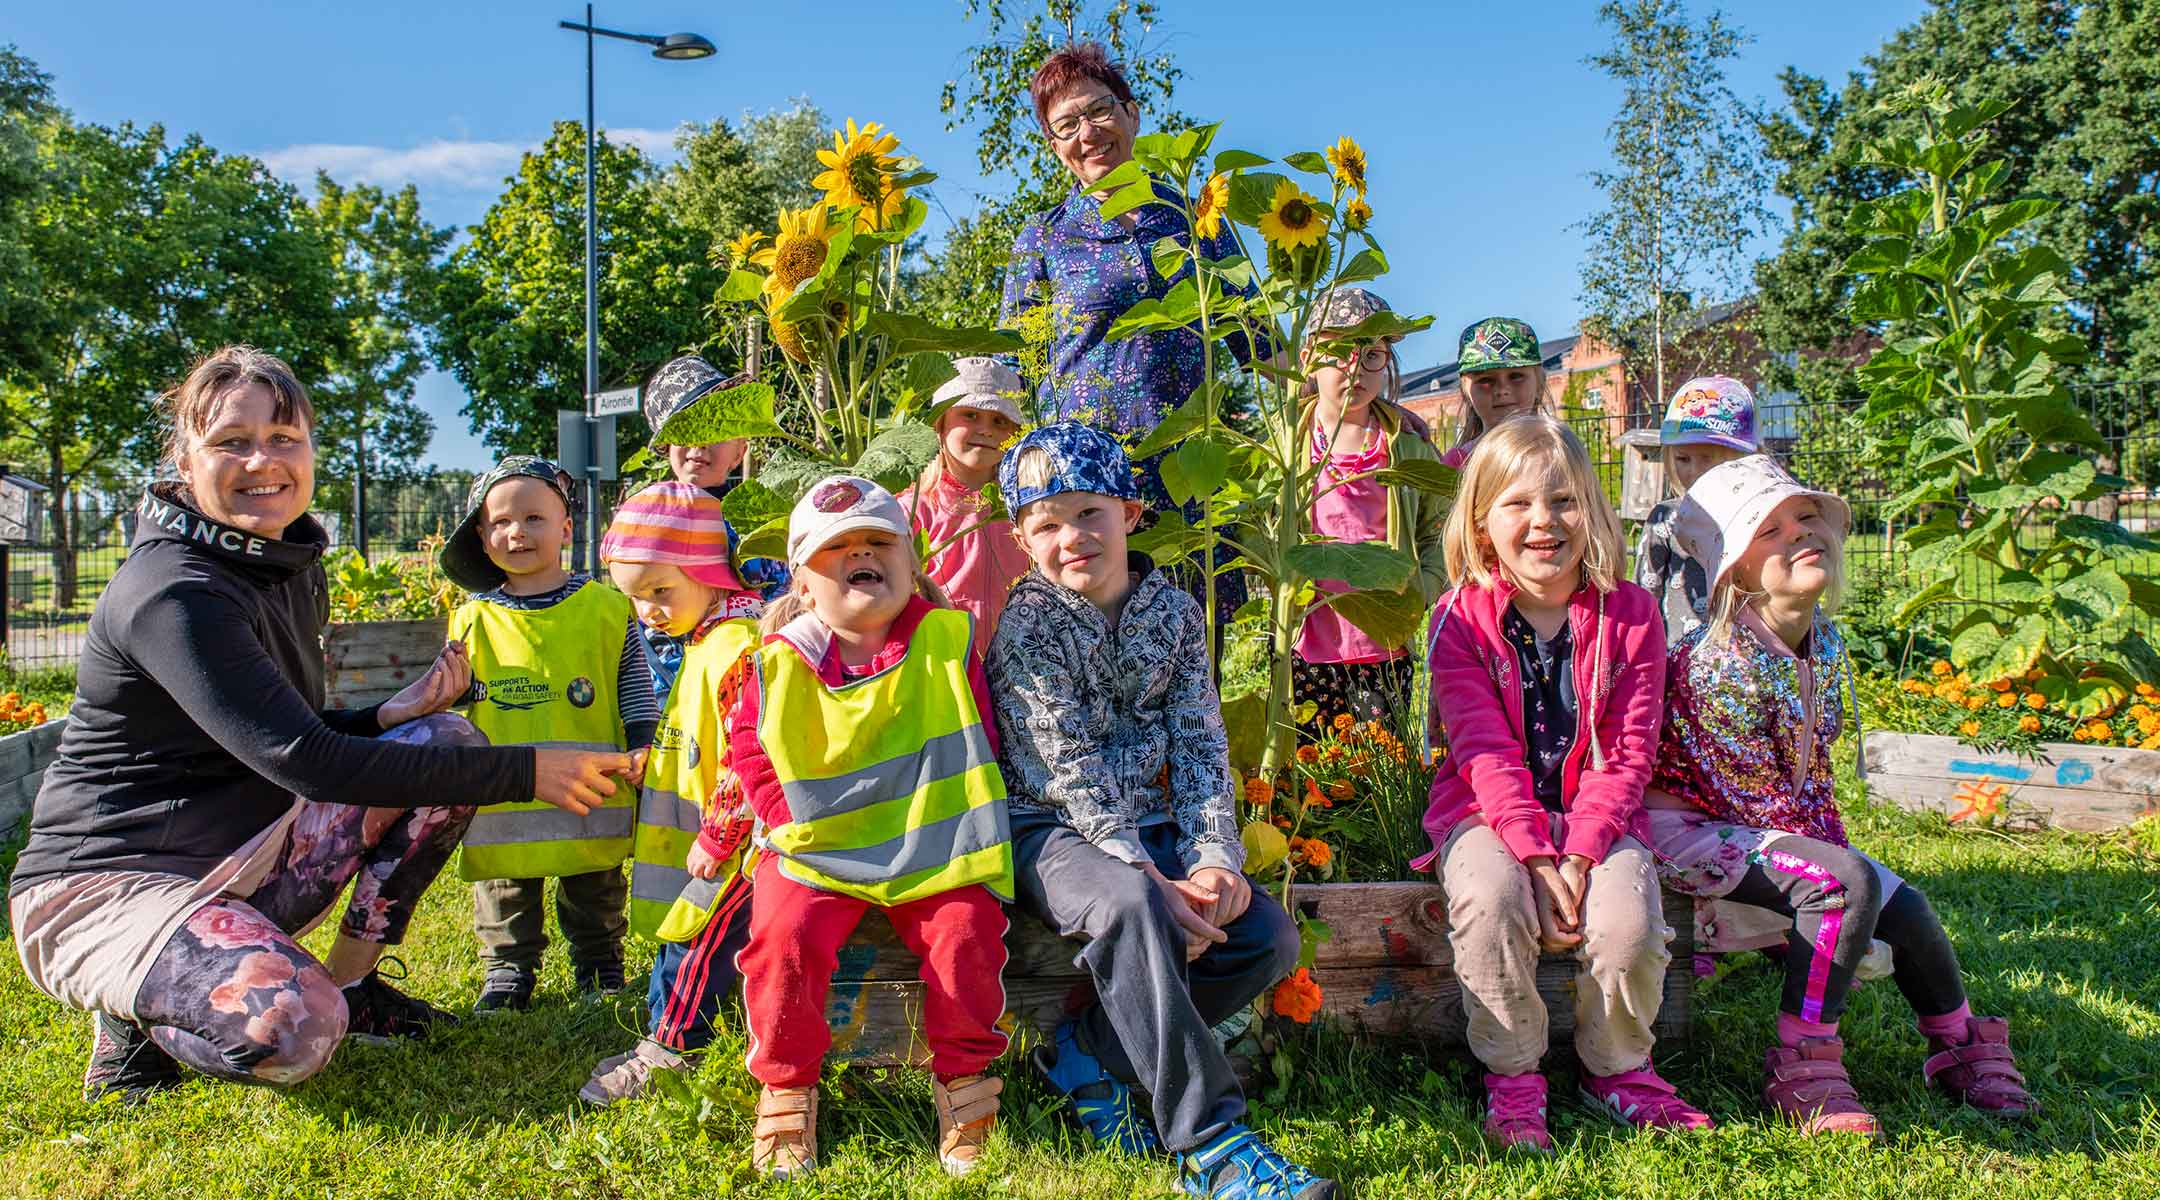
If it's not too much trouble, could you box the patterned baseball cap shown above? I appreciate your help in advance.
[1457,316,1544,374]
[997,422,1139,516]
[1309,287,1403,341]
[643,354,753,441]
[786,475,912,568]
[1661,375,1762,454]
[932,356,1025,424]
[440,455,576,592]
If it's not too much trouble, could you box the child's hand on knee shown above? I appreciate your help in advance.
[1558,854,1593,922]
[1185,868,1252,928]
[1142,863,1229,954]
[1527,857,1584,952]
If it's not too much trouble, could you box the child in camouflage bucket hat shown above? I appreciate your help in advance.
[1444,316,1550,468]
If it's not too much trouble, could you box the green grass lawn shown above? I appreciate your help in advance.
[1,754,2156,1199]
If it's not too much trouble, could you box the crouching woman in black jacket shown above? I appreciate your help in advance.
[8,346,643,1102]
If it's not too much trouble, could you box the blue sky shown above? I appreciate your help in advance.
[13,1,1925,470]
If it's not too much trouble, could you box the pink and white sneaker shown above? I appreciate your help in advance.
[1923,1015,2036,1118]
[1483,1072,1554,1153]
[1581,1066,1715,1132]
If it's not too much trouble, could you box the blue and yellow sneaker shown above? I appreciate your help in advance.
[1032,1018,1163,1155]
[1179,1125,1338,1199]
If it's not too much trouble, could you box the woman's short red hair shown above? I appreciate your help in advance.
[1030,41,1134,131]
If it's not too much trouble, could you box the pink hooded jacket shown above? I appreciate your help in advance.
[900,466,1032,645]
[1412,577,1667,871]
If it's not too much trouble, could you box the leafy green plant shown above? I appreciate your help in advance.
[1843,80,2160,718]
[324,539,459,622]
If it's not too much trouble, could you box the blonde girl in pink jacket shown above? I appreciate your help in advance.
[1414,414,1710,1151]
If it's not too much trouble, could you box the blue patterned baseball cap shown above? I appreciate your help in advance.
[997,422,1139,515]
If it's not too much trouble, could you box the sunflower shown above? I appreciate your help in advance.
[1344,196,1372,231]
[723,229,767,270]
[752,204,838,291]
[1326,135,1367,195]
[1193,172,1230,239]
[813,119,909,231]
[1256,179,1327,251]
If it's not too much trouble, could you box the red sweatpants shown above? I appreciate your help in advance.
[738,855,1010,1087]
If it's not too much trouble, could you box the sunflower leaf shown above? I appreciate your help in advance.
[1284,541,1414,592]
[718,269,764,303]
[850,421,940,496]
[1371,459,1458,497]
[1325,584,1426,649]
[1099,178,1165,222]
[1228,173,1289,224]
[1214,149,1271,174]
[720,480,793,531]
[1106,277,1200,343]
[654,380,786,446]
[1334,248,1388,284]
[862,311,1023,358]
[1283,150,1329,175]
[1153,236,1189,281]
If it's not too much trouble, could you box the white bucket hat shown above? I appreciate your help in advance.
[932,357,1025,425]
[1672,454,1851,592]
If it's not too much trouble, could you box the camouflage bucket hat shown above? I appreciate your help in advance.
[1309,288,1402,341]
[439,455,576,593]
[1457,316,1543,373]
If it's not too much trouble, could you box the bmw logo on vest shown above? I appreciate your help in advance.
[567,677,596,709]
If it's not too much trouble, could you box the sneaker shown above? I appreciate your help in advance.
[1762,1036,1881,1136]
[751,1084,818,1178]
[1482,1072,1554,1153]
[1032,1018,1163,1156]
[472,968,535,1014]
[343,957,459,1044]
[1179,1125,1338,1199]
[1580,1065,1715,1131]
[932,1073,1002,1176]
[579,1039,688,1107]
[1923,1015,2036,1118]
[574,959,626,999]
[82,1013,184,1104]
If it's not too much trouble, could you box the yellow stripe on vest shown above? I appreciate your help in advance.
[453,583,635,881]
[629,619,759,941]
[755,607,1012,906]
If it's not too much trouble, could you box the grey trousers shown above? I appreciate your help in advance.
[471,868,629,976]
[1010,808,1300,1152]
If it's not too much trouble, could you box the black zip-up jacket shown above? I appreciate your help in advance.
[10,483,536,896]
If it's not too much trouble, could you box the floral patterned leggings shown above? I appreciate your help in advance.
[131,713,484,1086]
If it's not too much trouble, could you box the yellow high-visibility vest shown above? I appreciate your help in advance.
[754,608,1012,905]
[453,582,635,880]
[628,619,759,941]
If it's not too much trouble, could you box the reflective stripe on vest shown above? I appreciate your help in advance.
[453,583,636,881]
[628,620,759,940]
[755,607,1012,905]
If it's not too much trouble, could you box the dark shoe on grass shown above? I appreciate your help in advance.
[343,956,460,1043]
[574,959,626,999]
[472,968,535,1014]
[83,1012,184,1104]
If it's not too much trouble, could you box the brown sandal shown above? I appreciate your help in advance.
[752,1085,818,1177]
[932,1074,1002,1176]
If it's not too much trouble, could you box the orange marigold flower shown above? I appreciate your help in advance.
[1272,968,1323,1023]
[1964,695,1986,711]
[1321,744,1345,763]
[1327,780,1355,803]
[2139,681,2159,698]
[1996,693,2017,709]
[2018,715,2041,733]
[1332,712,1355,733]
[1931,660,1954,677]
[1243,777,1275,807]
[1959,719,1981,737]
[2091,721,2114,740]
[1298,838,1334,870]
[1295,745,1319,765]
[1991,677,2015,692]
[2024,693,2046,711]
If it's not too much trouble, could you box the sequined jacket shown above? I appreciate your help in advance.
[1413,578,1667,870]
[1650,608,1850,846]
[985,554,1242,874]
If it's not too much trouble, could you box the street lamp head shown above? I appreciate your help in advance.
[652,32,715,60]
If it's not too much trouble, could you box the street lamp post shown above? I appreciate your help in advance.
[557,6,714,570]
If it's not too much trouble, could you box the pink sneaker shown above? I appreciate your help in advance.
[1483,1072,1554,1153]
[1923,1016,2035,1118]
[1581,1066,1715,1131]
[1763,1036,1881,1137]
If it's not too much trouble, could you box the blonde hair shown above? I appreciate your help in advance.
[1454,365,1548,447]
[758,545,953,636]
[1440,414,1624,594]
[1658,442,1748,500]
[1701,508,1849,646]
[1010,446,1055,493]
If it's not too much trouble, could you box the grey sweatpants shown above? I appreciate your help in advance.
[1010,808,1300,1153]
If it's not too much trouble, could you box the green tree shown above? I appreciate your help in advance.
[0,46,56,380]
[429,122,721,458]
[1756,0,2160,390]
[1577,0,1770,410]
[661,99,827,248]
[918,1,1184,325]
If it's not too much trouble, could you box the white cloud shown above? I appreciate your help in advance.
[257,126,688,191]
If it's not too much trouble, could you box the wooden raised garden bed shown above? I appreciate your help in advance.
[326,619,1699,1062]
[1862,731,2160,832]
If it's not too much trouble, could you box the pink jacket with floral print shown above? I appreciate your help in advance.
[1412,578,1667,870]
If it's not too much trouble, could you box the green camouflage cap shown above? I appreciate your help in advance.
[439,455,576,592]
[1457,316,1543,373]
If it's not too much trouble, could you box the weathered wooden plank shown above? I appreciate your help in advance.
[1862,731,2160,832]
[324,619,448,707]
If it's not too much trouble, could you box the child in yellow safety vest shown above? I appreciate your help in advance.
[728,476,1013,1180]
[579,481,766,1106]
[438,456,659,1013]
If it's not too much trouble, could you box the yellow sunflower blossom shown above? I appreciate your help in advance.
[1194,172,1230,239]
[1343,196,1372,231]
[723,229,767,270]
[813,119,909,231]
[752,204,839,291]
[1325,135,1367,195]
[1256,179,1327,251]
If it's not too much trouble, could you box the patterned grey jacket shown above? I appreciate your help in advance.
[986,554,1244,874]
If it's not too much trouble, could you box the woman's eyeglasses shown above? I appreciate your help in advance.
[1046,95,1128,142]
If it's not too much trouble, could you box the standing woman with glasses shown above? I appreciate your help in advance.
[1292,289,1448,728]
[1000,41,1266,627]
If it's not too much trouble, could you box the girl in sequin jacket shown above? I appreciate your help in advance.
[1646,454,2035,1137]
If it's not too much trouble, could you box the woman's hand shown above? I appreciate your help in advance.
[686,840,722,880]
[533,747,646,816]
[378,640,472,729]
[1527,856,1584,952]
